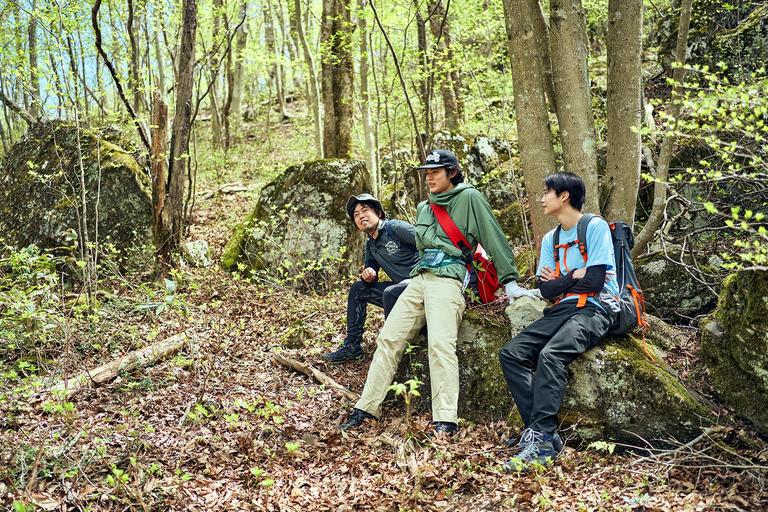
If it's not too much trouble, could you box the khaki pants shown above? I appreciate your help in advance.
[354,272,466,423]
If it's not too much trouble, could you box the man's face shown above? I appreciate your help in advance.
[353,203,380,233]
[425,167,455,194]
[540,187,568,216]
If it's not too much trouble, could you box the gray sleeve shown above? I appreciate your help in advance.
[388,220,417,247]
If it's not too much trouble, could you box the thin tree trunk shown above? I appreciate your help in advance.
[531,0,556,111]
[127,0,141,113]
[151,91,168,257]
[549,0,599,214]
[231,2,248,135]
[413,0,429,137]
[359,0,377,193]
[157,0,197,276]
[28,0,40,118]
[428,1,460,130]
[321,0,355,158]
[210,0,224,147]
[632,0,693,258]
[603,0,643,225]
[501,0,558,248]
[294,0,322,158]
[154,12,167,95]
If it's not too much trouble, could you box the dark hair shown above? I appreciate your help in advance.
[446,165,465,185]
[359,200,385,219]
[543,172,585,211]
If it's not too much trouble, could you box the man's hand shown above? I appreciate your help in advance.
[505,281,539,304]
[572,268,586,279]
[361,267,377,283]
[539,266,557,282]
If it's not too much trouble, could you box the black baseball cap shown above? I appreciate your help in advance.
[416,149,459,169]
[346,193,385,222]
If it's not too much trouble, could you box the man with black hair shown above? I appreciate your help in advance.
[499,171,620,472]
[324,194,420,363]
[338,149,537,436]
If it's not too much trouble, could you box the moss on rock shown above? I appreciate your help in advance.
[701,271,768,434]
[0,120,152,254]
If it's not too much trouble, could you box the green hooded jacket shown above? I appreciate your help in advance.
[410,183,520,284]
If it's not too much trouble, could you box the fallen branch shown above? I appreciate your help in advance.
[46,332,190,399]
[197,181,259,201]
[272,353,359,401]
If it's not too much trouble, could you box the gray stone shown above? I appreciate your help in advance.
[0,121,153,254]
[635,252,720,323]
[393,298,714,446]
[221,159,370,292]
[181,240,212,267]
[701,271,768,434]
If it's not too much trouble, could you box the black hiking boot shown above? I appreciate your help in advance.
[338,408,377,431]
[323,343,363,363]
[428,421,458,437]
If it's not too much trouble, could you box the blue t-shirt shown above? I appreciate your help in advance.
[537,216,620,309]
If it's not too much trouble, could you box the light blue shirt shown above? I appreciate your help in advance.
[537,216,620,309]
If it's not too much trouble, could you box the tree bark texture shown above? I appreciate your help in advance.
[28,0,40,119]
[603,0,643,225]
[231,2,248,133]
[151,92,168,249]
[158,0,197,274]
[549,0,599,214]
[294,0,323,158]
[320,0,355,158]
[501,0,559,249]
[428,1,461,130]
[530,0,556,111]
[359,0,378,193]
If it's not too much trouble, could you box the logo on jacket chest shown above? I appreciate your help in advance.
[385,241,399,254]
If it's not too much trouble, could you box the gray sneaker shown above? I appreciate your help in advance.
[505,428,564,453]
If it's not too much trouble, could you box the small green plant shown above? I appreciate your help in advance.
[387,378,422,427]
[587,440,616,454]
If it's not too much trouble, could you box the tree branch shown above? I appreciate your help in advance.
[0,88,35,125]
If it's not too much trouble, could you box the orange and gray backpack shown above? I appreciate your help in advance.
[553,214,648,338]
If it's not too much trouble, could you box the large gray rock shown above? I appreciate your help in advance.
[0,121,152,254]
[635,251,720,323]
[221,159,370,292]
[394,298,714,446]
[701,271,768,434]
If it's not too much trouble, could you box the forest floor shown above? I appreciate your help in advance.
[2,115,768,511]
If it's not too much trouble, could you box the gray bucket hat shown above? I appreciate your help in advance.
[346,193,385,222]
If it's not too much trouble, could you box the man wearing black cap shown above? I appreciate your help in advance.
[338,149,538,436]
[323,194,420,363]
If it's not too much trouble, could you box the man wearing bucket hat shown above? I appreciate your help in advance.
[323,193,420,363]
[338,149,539,436]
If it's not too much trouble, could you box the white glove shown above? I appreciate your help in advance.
[505,281,538,304]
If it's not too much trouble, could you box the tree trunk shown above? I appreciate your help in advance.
[320,0,355,158]
[127,0,142,114]
[632,0,693,258]
[359,0,378,193]
[231,1,248,135]
[154,13,167,94]
[603,0,643,225]
[531,0,556,111]
[210,0,225,147]
[151,92,168,252]
[157,0,197,276]
[549,0,599,214]
[265,2,288,120]
[28,0,40,119]
[501,0,558,249]
[428,1,460,131]
[294,0,323,158]
[413,0,430,137]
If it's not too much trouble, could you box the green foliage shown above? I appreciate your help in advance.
[388,377,422,427]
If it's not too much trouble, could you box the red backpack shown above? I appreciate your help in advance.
[430,203,502,303]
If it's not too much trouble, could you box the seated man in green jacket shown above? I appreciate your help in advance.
[338,149,537,436]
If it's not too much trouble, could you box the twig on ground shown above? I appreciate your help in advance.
[272,353,359,401]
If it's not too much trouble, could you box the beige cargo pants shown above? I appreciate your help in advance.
[354,272,466,423]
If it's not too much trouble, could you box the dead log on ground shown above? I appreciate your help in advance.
[46,332,190,399]
[272,353,359,401]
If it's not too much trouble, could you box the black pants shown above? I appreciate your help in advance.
[346,280,410,345]
[499,301,612,434]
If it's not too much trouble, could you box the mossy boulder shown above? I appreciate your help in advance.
[394,299,714,445]
[0,120,152,254]
[635,251,720,323]
[701,271,768,434]
[221,159,370,292]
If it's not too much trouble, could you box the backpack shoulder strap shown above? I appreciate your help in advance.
[576,213,597,263]
[429,203,473,262]
[384,220,417,251]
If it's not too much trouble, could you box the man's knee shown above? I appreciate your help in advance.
[499,337,525,364]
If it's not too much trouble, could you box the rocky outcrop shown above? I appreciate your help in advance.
[635,251,720,323]
[394,298,715,446]
[701,271,768,434]
[221,159,370,292]
[0,121,152,254]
